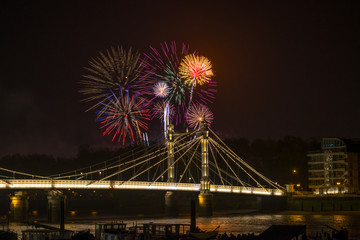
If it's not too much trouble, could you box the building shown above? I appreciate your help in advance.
[307,138,360,195]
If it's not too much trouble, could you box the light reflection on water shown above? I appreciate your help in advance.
[8,213,360,239]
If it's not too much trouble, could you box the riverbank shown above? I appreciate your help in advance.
[24,209,360,226]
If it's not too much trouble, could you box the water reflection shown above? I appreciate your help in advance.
[287,214,306,224]
[8,213,360,239]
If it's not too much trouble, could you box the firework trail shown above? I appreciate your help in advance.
[80,46,148,111]
[152,81,171,136]
[96,89,150,145]
[152,100,175,120]
[152,100,176,137]
[186,103,214,130]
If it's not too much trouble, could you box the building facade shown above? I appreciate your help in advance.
[307,138,360,195]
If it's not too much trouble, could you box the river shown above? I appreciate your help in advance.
[7,212,360,239]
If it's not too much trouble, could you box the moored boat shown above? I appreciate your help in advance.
[95,222,127,240]
[0,230,17,240]
[190,231,218,239]
[143,222,191,240]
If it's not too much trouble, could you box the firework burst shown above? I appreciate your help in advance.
[153,81,170,98]
[186,103,214,130]
[141,41,217,123]
[80,46,147,111]
[179,54,214,86]
[96,89,150,145]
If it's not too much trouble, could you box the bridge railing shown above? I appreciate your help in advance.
[0,179,284,196]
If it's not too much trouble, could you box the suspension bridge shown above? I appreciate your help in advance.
[0,125,284,194]
[0,124,285,219]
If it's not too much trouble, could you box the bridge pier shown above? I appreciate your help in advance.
[10,191,29,223]
[165,191,178,217]
[47,190,65,223]
[198,191,213,217]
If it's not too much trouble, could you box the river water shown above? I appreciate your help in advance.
[7,212,360,239]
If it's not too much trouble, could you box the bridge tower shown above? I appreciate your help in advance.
[198,122,213,217]
[165,124,178,216]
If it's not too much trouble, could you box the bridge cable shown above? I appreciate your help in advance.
[149,137,201,186]
[49,141,164,179]
[209,128,283,190]
[53,143,170,180]
[91,136,199,185]
[212,138,283,190]
[208,139,248,189]
[208,129,285,191]
[178,140,200,184]
[116,137,200,187]
[0,167,51,179]
[50,130,197,180]
[209,143,225,186]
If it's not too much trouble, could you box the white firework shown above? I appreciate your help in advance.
[153,81,170,98]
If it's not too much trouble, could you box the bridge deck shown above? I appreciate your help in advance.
[0,179,284,196]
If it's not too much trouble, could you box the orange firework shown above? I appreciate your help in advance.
[179,54,214,86]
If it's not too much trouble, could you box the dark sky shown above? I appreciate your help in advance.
[1,1,359,158]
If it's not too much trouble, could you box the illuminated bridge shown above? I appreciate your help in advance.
[0,179,283,196]
[0,124,285,220]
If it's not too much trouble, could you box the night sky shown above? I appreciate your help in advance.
[1,1,359,158]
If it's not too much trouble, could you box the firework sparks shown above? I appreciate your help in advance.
[152,100,176,121]
[80,46,147,111]
[141,41,217,123]
[96,89,150,145]
[153,81,170,98]
[186,103,214,130]
[179,54,214,86]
